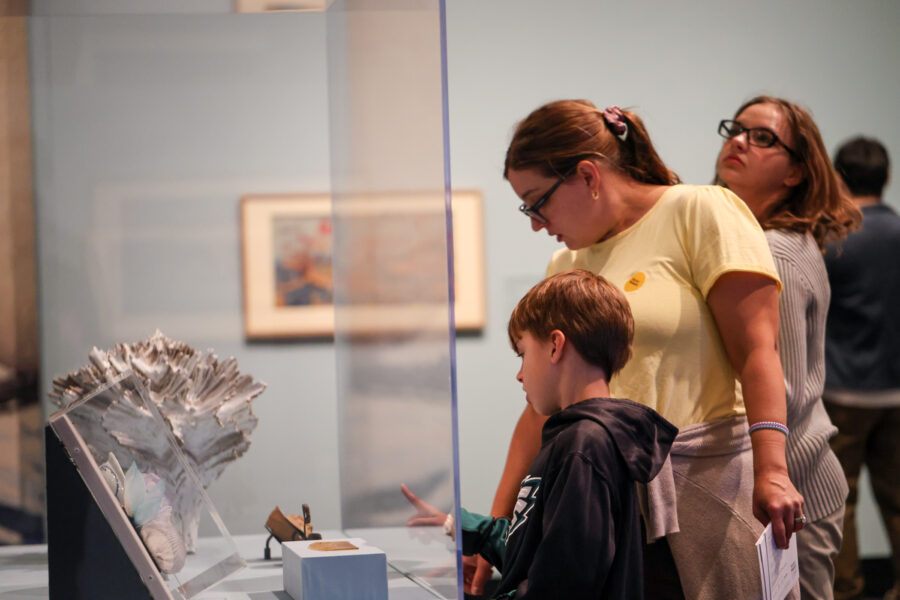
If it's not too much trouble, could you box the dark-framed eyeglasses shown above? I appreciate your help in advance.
[718,119,800,160]
[518,167,575,224]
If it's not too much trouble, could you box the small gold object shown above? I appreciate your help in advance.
[265,504,322,543]
[309,541,358,552]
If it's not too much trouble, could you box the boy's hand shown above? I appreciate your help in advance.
[400,483,448,527]
[464,555,494,595]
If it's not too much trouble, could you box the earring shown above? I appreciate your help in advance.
[592,191,599,200]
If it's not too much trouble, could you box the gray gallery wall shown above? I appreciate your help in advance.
[28,0,899,555]
[28,11,339,536]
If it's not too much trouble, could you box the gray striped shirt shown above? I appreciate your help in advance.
[766,228,848,521]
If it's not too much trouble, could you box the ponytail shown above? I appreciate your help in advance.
[504,99,679,186]
[614,110,680,185]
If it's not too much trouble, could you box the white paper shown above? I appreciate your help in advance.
[755,523,799,600]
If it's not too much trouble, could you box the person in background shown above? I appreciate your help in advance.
[823,137,900,600]
[715,95,860,600]
[486,99,804,600]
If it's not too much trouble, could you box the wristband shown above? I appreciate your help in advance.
[748,421,789,436]
[442,513,455,539]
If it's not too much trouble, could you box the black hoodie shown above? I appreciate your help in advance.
[461,397,677,599]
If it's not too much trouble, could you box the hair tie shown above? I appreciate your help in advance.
[602,106,629,142]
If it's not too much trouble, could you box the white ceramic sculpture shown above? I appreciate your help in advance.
[51,330,265,552]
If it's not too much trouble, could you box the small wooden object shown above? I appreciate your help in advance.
[264,504,322,559]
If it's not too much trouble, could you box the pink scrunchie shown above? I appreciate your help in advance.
[602,106,628,141]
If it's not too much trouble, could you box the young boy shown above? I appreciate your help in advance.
[404,269,677,599]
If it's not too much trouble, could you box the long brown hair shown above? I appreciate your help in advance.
[504,99,680,185]
[720,95,860,249]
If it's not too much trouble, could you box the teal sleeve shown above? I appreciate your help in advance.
[460,508,510,571]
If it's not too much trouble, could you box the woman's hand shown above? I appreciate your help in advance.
[751,433,806,549]
[753,469,806,548]
[400,483,448,527]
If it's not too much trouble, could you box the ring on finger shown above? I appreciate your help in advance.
[794,515,808,525]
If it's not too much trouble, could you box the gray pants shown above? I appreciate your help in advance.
[797,506,844,600]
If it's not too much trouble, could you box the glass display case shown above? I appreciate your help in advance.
[24,0,462,598]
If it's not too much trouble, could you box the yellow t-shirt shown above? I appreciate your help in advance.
[546,184,780,428]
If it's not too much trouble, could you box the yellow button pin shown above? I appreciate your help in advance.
[624,272,646,292]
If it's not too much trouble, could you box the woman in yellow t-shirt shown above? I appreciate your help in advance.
[475,100,804,600]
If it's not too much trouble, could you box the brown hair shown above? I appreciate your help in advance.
[504,99,680,185]
[507,270,634,378]
[720,95,861,249]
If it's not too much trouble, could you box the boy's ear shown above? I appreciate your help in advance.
[549,330,566,364]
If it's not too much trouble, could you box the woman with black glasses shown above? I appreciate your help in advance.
[479,99,804,600]
[715,96,860,600]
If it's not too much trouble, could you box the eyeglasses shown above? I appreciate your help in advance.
[718,119,800,160]
[518,167,575,224]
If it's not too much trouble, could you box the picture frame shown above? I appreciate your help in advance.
[240,191,485,339]
[233,0,330,12]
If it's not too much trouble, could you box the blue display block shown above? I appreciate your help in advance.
[283,538,388,600]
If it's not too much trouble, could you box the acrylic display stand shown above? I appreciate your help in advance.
[45,424,158,599]
[45,372,245,600]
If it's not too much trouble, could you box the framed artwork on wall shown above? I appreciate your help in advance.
[233,0,330,12]
[240,191,485,339]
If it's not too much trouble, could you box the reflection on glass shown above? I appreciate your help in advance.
[327,1,461,597]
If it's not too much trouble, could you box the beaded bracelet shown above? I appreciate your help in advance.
[748,421,789,436]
